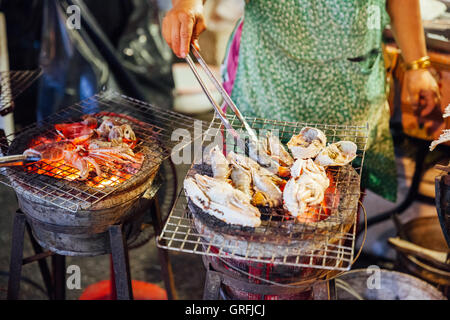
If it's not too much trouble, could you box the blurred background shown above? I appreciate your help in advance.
[0,0,449,299]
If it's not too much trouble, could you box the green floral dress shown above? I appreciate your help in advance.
[222,0,397,201]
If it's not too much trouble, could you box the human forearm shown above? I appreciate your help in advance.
[386,0,427,63]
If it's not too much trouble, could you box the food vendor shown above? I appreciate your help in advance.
[162,0,440,202]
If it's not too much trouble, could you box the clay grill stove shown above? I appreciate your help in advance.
[1,90,208,255]
[158,115,369,300]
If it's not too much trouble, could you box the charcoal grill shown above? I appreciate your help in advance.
[1,91,208,213]
[0,69,43,116]
[158,115,369,299]
[1,91,208,299]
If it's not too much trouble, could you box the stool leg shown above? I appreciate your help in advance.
[109,224,133,300]
[51,255,66,300]
[7,211,26,300]
[150,198,177,300]
[327,278,337,300]
[203,270,222,300]
[25,222,54,299]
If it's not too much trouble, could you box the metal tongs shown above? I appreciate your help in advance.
[185,45,258,148]
[0,153,42,167]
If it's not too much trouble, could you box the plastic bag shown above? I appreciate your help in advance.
[37,0,174,121]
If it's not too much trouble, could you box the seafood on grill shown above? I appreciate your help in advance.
[24,115,143,181]
[248,140,291,177]
[184,174,261,227]
[283,158,330,222]
[209,145,231,180]
[25,140,144,181]
[64,145,102,180]
[283,174,328,223]
[108,124,136,143]
[229,157,253,197]
[260,131,294,167]
[227,151,286,188]
[290,158,329,189]
[287,127,327,159]
[23,141,70,162]
[184,126,361,226]
[56,116,137,147]
[250,168,283,207]
[54,116,98,140]
[314,141,357,167]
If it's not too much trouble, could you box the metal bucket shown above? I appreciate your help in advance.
[336,269,446,300]
[396,216,450,297]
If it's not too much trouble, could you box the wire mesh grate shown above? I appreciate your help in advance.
[158,116,369,271]
[0,69,43,116]
[0,91,209,212]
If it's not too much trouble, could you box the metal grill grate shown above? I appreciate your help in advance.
[158,116,369,271]
[0,69,43,116]
[0,91,209,212]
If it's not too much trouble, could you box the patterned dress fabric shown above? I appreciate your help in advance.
[222,0,398,201]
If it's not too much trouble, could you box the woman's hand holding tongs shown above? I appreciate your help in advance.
[162,0,207,58]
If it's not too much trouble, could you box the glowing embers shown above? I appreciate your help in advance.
[24,114,144,189]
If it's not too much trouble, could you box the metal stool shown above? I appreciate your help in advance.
[6,195,176,300]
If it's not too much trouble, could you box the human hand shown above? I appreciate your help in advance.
[402,69,440,117]
[162,0,206,58]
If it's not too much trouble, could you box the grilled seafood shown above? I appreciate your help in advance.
[250,168,283,207]
[96,118,116,139]
[209,146,231,179]
[287,127,326,159]
[283,174,327,223]
[62,143,143,180]
[227,151,285,188]
[108,124,136,143]
[95,118,137,144]
[184,174,261,227]
[314,141,357,167]
[23,141,70,162]
[64,146,102,181]
[261,132,294,167]
[248,140,291,177]
[54,116,98,140]
[229,157,253,197]
[290,159,329,190]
